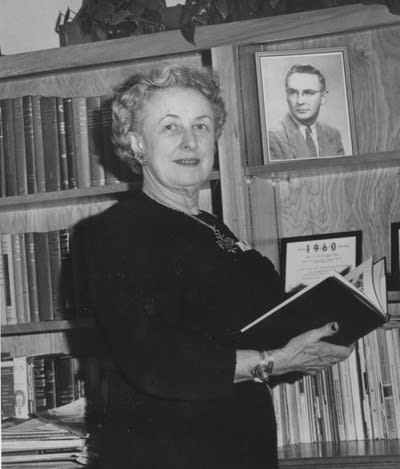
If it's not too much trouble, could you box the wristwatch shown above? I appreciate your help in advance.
[250,350,274,383]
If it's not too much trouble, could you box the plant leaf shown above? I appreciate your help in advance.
[180,21,196,45]
[213,0,233,21]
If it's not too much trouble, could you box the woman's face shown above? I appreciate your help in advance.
[132,87,216,193]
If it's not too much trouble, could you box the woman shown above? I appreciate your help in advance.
[76,64,353,468]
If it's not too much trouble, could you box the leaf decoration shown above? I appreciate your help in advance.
[180,21,197,45]
[213,0,233,21]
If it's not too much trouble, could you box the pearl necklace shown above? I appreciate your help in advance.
[144,190,241,253]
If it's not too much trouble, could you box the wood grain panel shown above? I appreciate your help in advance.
[1,4,399,79]
[1,328,103,358]
[212,45,250,240]
[0,54,202,99]
[258,25,400,156]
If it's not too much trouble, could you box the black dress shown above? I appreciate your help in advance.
[74,192,285,469]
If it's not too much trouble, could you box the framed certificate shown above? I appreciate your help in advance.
[390,222,400,289]
[280,231,362,293]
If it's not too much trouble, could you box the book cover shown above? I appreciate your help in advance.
[12,97,28,195]
[63,97,77,189]
[48,230,63,320]
[54,356,76,407]
[56,97,69,190]
[40,97,61,192]
[86,96,106,187]
[1,233,18,325]
[0,237,7,324]
[33,231,54,321]
[71,97,91,188]
[1,98,18,196]
[100,95,120,184]
[32,95,46,193]
[13,356,30,419]
[24,232,40,322]
[1,359,15,418]
[22,95,37,194]
[239,258,388,348]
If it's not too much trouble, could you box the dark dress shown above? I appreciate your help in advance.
[74,192,285,469]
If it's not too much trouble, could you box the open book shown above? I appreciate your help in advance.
[240,257,389,346]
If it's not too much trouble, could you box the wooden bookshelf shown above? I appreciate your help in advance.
[1,4,400,468]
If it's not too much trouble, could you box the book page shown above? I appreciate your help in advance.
[372,258,387,313]
[344,257,382,312]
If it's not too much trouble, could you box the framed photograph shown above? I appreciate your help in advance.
[280,231,362,293]
[390,222,400,289]
[256,47,357,164]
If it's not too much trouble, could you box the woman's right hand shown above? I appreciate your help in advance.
[271,322,354,376]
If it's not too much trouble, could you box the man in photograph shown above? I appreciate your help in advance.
[268,64,345,160]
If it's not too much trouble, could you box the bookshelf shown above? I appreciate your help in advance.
[1,3,400,468]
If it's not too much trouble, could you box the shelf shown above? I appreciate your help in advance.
[245,150,400,180]
[0,5,399,79]
[278,439,400,468]
[0,171,219,211]
[1,319,94,337]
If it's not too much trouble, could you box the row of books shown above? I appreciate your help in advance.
[0,94,135,198]
[0,229,91,325]
[273,327,400,446]
[2,398,89,465]
[1,354,89,419]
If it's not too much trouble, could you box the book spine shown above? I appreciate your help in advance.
[32,96,46,193]
[100,95,120,184]
[24,232,40,322]
[32,357,47,412]
[63,97,77,189]
[54,355,76,407]
[388,329,400,437]
[59,228,74,319]
[1,233,17,325]
[0,238,7,324]
[11,233,26,323]
[1,360,15,418]
[1,99,18,196]
[86,96,105,187]
[34,232,54,321]
[22,96,37,194]
[47,230,63,320]
[0,102,6,197]
[12,97,28,195]
[56,97,69,190]
[18,233,31,323]
[44,356,56,409]
[71,97,91,188]
[40,97,61,192]
[13,356,30,419]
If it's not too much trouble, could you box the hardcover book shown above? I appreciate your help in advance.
[240,257,389,347]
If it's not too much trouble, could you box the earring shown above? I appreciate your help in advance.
[134,150,147,166]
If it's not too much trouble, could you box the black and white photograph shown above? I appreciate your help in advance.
[256,47,357,163]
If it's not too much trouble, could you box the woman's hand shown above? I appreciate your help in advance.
[271,322,354,376]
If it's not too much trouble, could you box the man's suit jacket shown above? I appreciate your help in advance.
[268,113,345,160]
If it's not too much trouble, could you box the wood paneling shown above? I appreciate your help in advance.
[0,54,202,99]
[0,4,398,79]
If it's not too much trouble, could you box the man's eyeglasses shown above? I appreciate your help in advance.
[286,89,324,98]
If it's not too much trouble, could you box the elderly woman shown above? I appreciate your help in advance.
[76,64,352,469]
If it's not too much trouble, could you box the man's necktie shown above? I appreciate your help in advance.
[305,126,318,158]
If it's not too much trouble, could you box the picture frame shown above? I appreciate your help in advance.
[255,47,357,164]
[280,231,362,294]
[390,222,400,289]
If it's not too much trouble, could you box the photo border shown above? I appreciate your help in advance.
[280,230,362,293]
[255,47,358,165]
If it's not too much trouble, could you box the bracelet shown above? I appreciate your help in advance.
[250,350,274,383]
